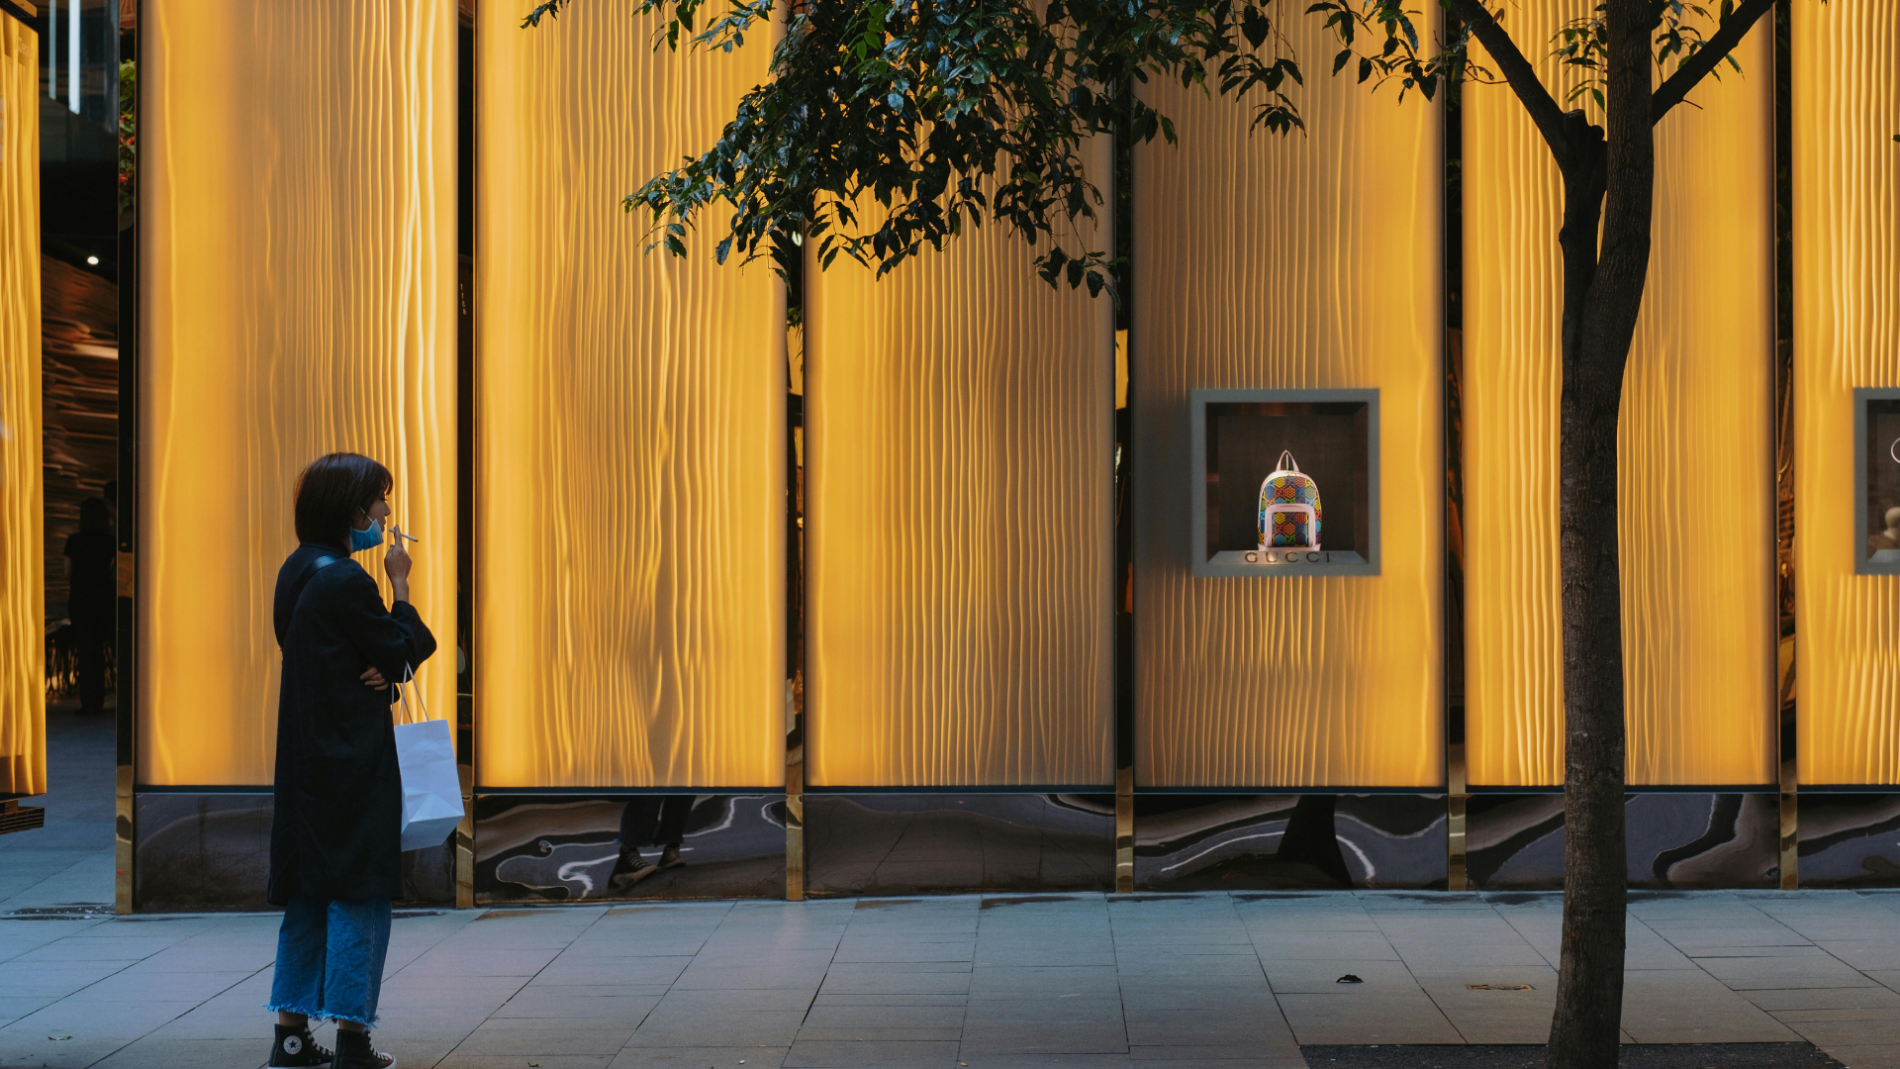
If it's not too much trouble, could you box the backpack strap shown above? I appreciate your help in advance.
[1276,450,1300,473]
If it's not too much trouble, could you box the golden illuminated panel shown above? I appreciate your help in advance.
[1794,0,1900,786]
[804,184,1115,788]
[140,0,456,785]
[1462,5,1776,787]
[1130,13,1442,788]
[476,3,784,787]
[0,16,43,798]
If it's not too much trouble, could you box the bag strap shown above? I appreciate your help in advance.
[1276,450,1300,473]
[393,663,429,726]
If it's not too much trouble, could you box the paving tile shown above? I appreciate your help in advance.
[1409,965,1558,1044]
[795,1000,965,1041]
[818,962,973,996]
[810,992,968,1008]
[954,1056,1135,1069]
[1819,941,1900,971]
[1691,953,1881,991]
[493,986,667,1020]
[84,1036,269,1069]
[436,1057,615,1069]
[968,966,1121,1001]
[1620,969,1797,1043]
[1272,991,1462,1045]
[626,1010,807,1048]
[1742,986,1900,1012]
[783,1039,961,1067]
[958,998,1127,1054]
[608,1047,787,1069]
[1815,1046,1900,1069]
[1260,958,1421,995]
[1773,1016,1900,1048]
[451,1017,639,1055]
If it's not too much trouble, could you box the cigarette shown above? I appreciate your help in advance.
[395,530,420,543]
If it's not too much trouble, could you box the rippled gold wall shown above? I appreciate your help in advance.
[1131,15,1443,788]
[1462,4,1776,788]
[140,0,457,785]
[1795,1,1900,786]
[475,4,784,788]
[805,185,1115,788]
[0,16,42,798]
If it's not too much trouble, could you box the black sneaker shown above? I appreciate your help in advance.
[333,1028,395,1069]
[608,849,657,891]
[268,1024,333,1068]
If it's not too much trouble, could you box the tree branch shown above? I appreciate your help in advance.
[1439,0,1572,166]
[1650,0,1776,124]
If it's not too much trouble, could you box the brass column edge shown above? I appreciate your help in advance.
[116,4,140,915]
[1773,0,1797,892]
[1114,767,1134,893]
[1441,6,1468,895]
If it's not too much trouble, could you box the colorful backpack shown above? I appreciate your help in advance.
[1257,450,1322,550]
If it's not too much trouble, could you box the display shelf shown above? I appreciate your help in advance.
[1188,388,1379,577]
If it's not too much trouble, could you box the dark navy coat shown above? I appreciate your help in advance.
[269,543,437,905]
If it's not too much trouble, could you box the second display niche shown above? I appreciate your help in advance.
[1189,388,1379,577]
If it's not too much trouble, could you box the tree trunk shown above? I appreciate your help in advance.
[1546,1,1656,1067]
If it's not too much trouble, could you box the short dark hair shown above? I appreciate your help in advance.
[294,453,393,549]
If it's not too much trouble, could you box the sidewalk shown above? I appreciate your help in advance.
[3,889,1898,1069]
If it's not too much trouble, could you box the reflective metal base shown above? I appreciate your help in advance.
[133,792,456,911]
[1467,793,1782,890]
[120,787,1896,911]
[1796,794,1900,886]
[1135,795,1447,890]
[473,794,787,903]
[804,794,1115,896]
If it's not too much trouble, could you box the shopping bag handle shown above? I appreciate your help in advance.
[392,664,430,726]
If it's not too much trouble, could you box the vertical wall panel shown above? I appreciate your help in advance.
[1464,4,1776,787]
[140,0,457,785]
[476,6,784,788]
[1131,14,1443,788]
[0,16,42,797]
[1795,0,1900,786]
[805,183,1115,788]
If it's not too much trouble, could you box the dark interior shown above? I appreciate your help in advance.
[1207,401,1369,559]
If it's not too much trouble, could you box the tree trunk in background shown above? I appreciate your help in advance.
[1547,0,1656,1065]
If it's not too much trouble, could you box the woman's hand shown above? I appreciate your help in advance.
[384,525,412,603]
[361,666,388,689]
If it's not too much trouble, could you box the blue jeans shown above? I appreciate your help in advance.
[266,896,393,1026]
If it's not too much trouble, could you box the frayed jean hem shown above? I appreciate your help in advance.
[263,1001,377,1027]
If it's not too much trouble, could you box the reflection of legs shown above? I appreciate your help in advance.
[655,797,693,869]
[74,623,106,715]
[610,798,662,890]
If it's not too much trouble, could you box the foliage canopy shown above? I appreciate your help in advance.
[518,0,1776,296]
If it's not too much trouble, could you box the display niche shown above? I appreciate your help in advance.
[1189,389,1378,577]
[1856,389,1900,575]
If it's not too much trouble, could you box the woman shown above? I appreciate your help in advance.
[266,453,436,1069]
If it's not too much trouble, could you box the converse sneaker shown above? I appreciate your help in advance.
[607,849,657,891]
[333,1028,395,1069]
[268,1023,333,1068]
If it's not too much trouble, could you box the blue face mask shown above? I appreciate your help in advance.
[350,518,384,553]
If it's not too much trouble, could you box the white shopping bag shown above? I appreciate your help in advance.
[392,667,464,851]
